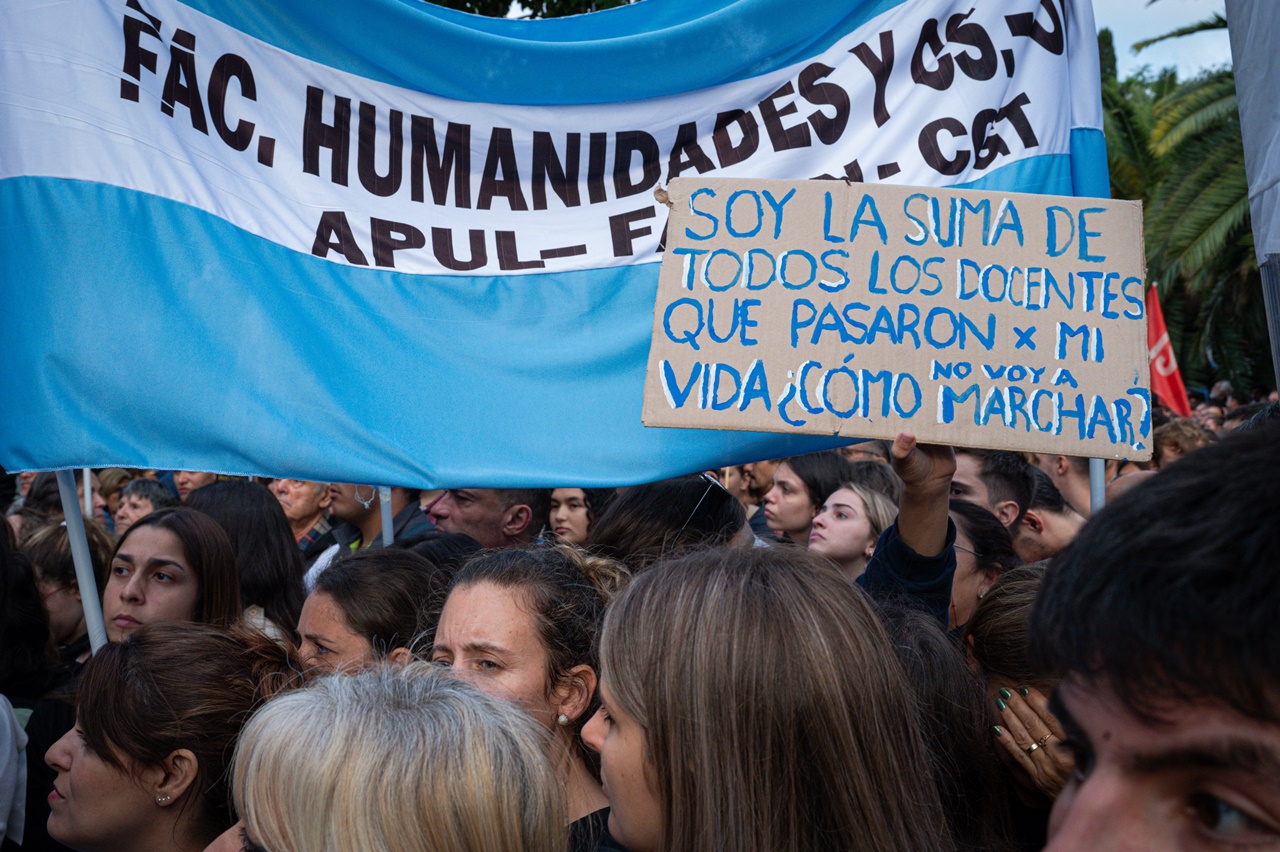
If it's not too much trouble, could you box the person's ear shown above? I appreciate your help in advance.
[318,487,333,510]
[502,504,532,537]
[146,748,199,806]
[1020,509,1045,536]
[69,581,82,603]
[991,499,1020,529]
[386,647,415,667]
[1053,455,1070,477]
[977,568,1000,601]
[863,540,877,559]
[552,664,598,725]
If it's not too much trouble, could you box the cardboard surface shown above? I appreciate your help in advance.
[643,178,1152,460]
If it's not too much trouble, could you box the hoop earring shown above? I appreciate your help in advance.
[354,486,376,510]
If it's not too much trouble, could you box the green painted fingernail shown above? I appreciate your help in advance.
[999,687,1012,700]
[996,698,1007,711]
[1018,687,1030,697]
[993,726,1003,736]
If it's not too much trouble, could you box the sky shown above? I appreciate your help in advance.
[1092,0,1232,80]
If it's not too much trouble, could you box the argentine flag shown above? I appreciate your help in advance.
[0,0,1106,486]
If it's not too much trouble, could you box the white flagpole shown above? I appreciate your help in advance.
[56,470,109,652]
[82,467,92,518]
[1089,458,1106,515]
[379,486,393,546]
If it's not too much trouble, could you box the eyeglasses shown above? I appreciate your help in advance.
[673,472,733,546]
[954,543,981,559]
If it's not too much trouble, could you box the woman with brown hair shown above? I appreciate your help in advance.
[43,622,306,852]
[583,544,955,852]
[964,563,1072,851]
[101,508,241,642]
[431,545,628,852]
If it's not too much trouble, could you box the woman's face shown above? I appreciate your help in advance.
[549,488,591,545]
[808,488,877,573]
[46,723,157,851]
[297,591,374,673]
[173,471,217,502]
[102,526,200,643]
[582,682,662,852]
[949,517,992,630]
[763,463,816,540]
[36,576,85,647]
[721,466,747,503]
[432,582,559,728]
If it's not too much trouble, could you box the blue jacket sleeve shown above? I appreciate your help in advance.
[856,518,957,627]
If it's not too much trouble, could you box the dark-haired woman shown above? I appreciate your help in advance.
[44,623,306,852]
[965,564,1072,851]
[948,500,1023,631]
[432,546,628,852]
[549,488,616,546]
[186,481,307,641]
[297,548,448,673]
[586,475,744,574]
[101,508,241,642]
[763,451,851,544]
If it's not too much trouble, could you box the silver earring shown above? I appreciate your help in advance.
[557,713,570,726]
[156,795,171,805]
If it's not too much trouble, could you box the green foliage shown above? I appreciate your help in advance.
[1098,28,1117,84]
[1103,15,1273,392]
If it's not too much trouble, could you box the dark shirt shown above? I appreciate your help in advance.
[21,693,76,852]
[856,519,957,627]
[570,808,625,852]
[748,505,777,542]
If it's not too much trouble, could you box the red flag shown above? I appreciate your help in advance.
[1146,286,1192,417]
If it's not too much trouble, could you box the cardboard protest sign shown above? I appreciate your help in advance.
[644,178,1151,460]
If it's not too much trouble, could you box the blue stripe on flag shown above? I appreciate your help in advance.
[172,0,909,104]
[0,176,854,485]
[1068,127,1111,199]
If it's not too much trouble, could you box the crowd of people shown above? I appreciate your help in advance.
[1,395,1278,851]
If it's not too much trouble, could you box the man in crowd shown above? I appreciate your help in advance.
[304,484,433,586]
[741,459,780,540]
[1011,468,1085,563]
[173,470,218,502]
[269,478,335,563]
[113,478,180,537]
[950,448,1035,530]
[428,488,549,550]
[1030,453,1093,517]
[1031,426,1280,848]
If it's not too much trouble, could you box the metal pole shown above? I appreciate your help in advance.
[1260,255,1280,391]
[1088,458,1106,515]
[82,467,92,518]
[379,486,393,547]
[56,470,109,652]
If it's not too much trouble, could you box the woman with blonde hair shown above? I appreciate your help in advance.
[583,544,955,852]
[232,664,565,852]
[808,480,898,581]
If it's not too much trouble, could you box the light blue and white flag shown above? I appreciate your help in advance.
[0,0,1106,486]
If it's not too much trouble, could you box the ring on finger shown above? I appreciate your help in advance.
[1036,734,1052,747]
[1025,742,1040,755]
